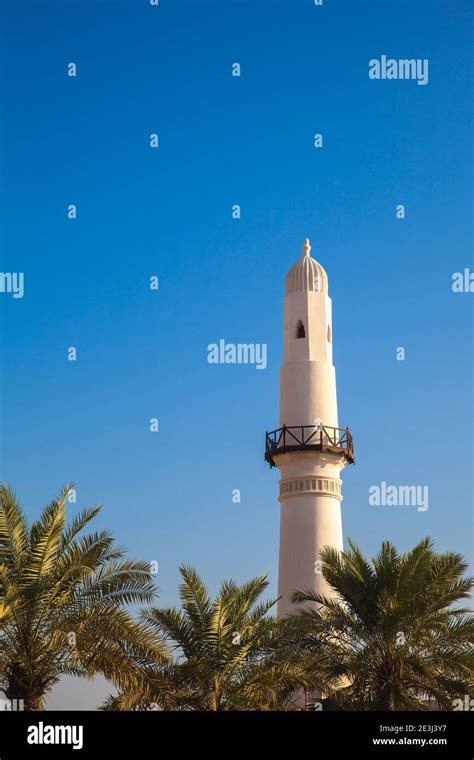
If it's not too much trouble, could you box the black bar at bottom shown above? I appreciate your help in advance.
[1,710,472,758]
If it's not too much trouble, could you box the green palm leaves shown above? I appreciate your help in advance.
[1,485,472,712]
[0,484,167,710]
[291,538,474,710]
[105,565,305,710]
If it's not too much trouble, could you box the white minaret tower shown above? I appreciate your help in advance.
[265,238,354,616]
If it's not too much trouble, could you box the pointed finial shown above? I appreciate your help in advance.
[302,238,311,257]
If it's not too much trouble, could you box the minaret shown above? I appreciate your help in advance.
[265,238,354,616]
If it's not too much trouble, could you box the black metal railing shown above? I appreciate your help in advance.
[265,424,355,467]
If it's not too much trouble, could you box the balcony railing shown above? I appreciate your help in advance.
[265,424,355,467]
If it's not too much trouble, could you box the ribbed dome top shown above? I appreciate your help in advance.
[285,238,328,296]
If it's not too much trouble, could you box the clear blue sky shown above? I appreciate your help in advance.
[0,0,472,707]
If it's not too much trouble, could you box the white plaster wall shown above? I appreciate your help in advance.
[277,493,343,617]
[280,362,339,429]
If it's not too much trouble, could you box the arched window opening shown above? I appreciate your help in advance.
[327,324,331,343]
[296,320,306,339]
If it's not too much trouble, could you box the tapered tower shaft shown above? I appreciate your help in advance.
[265,239,354,617]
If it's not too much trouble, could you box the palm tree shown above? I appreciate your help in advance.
[290,538,474,710]
[104,565,306,710]
[0,484,168,710]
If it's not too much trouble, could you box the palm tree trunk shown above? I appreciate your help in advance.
[24,694,44,711]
